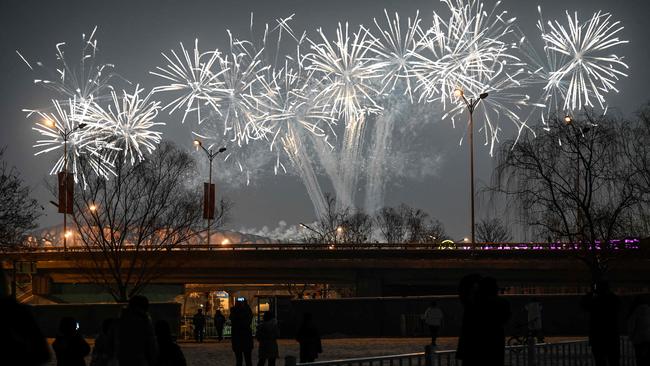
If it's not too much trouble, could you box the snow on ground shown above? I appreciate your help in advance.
[46,337,586,365]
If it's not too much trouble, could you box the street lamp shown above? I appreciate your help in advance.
[41,119,86,251]
[194,139,227,247]
[300,223,343,245]
[454,88,488,247]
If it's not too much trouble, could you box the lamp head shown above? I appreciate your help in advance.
[479,92,489,100]
[564,115,573,124]
[193,139,202,147]
[453,88,464,98]
[42,119,56,128]
[78,123,87,129]
[89,204,97,212]
[218,147,227,153]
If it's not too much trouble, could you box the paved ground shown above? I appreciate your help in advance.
[46,337,587,365]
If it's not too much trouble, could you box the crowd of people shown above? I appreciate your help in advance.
[2,268,649,366]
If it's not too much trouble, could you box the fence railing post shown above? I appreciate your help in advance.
[424,345,434,366]
[527,334,536,366]
[285,355,297,366]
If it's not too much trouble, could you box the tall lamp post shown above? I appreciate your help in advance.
[194,139,226,247]
[41,119,86,251]
[454,89,488,247]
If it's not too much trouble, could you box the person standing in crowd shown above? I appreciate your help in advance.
[256,312,280,366]
[627,294,650,366]
[422,301,444,346]
[214,309,226,342]
[0,269,50,366]
[109,295,158,366]
[230,298,254,366]
[193,308,206,343]
[456,273,482,366]
[476,277,511,366]
[581,280,621,366]
[52,317,91,366]
[90,318,114,366]
[296,313,322,363]
[154,320,186,366]
[525,298,544,342]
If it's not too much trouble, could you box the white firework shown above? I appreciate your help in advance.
[413,0,532,154]
[28,98,115,187]
[414,0,519,106]
[541,10,629,112]
[88,85,165,165]
[151,39,230,124]
[307,22,382,121]
[17,26,116,105]
[370,10,424,102]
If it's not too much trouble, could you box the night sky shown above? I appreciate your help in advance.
[1,0,649,240]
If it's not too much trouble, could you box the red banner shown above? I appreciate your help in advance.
[57,172,74,214]
[203,183,215,219]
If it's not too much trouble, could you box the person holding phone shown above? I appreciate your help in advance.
[52,316,91,366]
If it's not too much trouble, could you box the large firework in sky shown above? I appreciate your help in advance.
[20,1,629,218]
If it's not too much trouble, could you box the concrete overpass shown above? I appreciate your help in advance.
[4,241,650,298]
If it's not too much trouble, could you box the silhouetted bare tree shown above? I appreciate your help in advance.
[0,148,41,251]
[70,142,230,301]
[492,113,645,282]
[476,218,512,243]
[375,206,406,243]
[374,204,449,244]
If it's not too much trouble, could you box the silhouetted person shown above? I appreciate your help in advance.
[456,273,482,366]
[214,309,226,341]
[475,277,510,366]
[90,318,114,366]
[193,308,206,343]
[627,294,650,366]
[422,301,444,346]
[581,280,621,366]
[296,313,322,363]
[230,298,254,366]
[109,295,158,366]
[0,269,50,365]
[256,312,279,366]
[154,320,186,366]
[52,317,91,366]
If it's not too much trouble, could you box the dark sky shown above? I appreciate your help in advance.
[1,0,649,240]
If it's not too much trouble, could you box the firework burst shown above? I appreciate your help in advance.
[151,40,229,124]
[88,86,164,165]
[17,26,116,105]
[540,9,629,112]
[28,98,116,187]
[370,10,424,102]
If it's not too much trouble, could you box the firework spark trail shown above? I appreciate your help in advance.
[151,40,229,125]
[17,26,116,106]
[87,85,164,165]
[282,127,328,216]
[364,102,406,213]
[27,98,116,187]
[307,22,382,208]
[363,11,424,213]
[370,10,424,102]
[264,63,336,216]
[540,9,628,113]
[412,0,533,155]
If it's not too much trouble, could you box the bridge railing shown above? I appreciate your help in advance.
[294,337,636,366]
[5,239,642,254]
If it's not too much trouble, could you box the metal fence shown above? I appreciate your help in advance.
[295,337,637,366]
[179,315,231,340]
